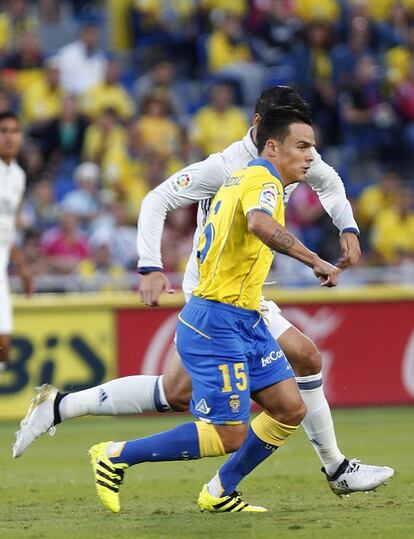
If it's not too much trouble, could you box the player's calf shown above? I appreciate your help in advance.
[277,327,322,377]
[214,424,248,453]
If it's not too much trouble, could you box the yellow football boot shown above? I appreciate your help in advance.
[197,484,267,512]
[89,442,128,513]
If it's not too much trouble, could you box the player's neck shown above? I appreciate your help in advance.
[0,156,13,166]
[258,151,287,186]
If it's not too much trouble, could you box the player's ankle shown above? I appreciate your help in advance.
[324,458,347,477]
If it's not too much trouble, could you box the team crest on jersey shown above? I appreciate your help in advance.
[172,172,192,192]
[195,398,211,414]
[229,394,241,414]
[259,186,278,213]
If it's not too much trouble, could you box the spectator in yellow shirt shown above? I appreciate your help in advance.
[81,58,134,121]
[102,121,147,221]
[201,0,248,18]
[0,0,38,53]
[21,57,64,126]
[78,239,126,290]
[364,0,414,22]
[293,0,340,23]
[206,11,265,104]
[207,11,252,72]
[385,22,414,85]
[3,31,44,94]
[357,170,401,231]
[82,107,126,164]
[190,82,248,157]
[371,186,414,264]
[135,92,181,158]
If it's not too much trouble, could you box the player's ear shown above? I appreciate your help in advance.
[253,113,261,126]
[266,138,278,157]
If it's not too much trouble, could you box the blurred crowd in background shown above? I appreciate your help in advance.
[3,0,414,291]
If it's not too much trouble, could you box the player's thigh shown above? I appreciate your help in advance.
[163,348,192,411]
[277,326,322,376]
[262,299,321,375]
[249,319,295,395]
[249,320,304,424]
[261,299,292,340]
[176,304,250,425]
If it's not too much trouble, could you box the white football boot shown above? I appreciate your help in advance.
[324,458,395,497]
[13,384,59,458]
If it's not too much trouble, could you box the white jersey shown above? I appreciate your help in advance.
[137,129,359,295]
[0,158,25,276]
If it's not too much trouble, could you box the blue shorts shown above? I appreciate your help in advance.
[176,296,294,425]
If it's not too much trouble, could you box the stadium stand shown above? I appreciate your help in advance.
[3,0,414,291]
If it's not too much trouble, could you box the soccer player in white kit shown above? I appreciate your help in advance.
[13,88,394,496]
[0,111,32,373]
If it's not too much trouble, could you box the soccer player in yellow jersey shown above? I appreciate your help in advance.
[87,107,339,513]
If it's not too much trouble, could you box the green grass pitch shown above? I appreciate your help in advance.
[1,408,413,539]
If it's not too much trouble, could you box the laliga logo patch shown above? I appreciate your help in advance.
[259,187,277,212]
[172,172,192,192]
[229,394,241,414]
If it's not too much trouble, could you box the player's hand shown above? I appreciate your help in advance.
[20,268,34,297]
[139,271,174,306]
[337,232,361,270]
[312,258,340,288]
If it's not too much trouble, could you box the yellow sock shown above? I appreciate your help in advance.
[195,422,226,457]
[251,412,298,447]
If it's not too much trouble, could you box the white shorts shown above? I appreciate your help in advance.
[259,298,292,341]
[0,277,12,334]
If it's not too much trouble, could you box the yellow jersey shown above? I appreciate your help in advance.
[191,105,249,156]
[193,159,284,311]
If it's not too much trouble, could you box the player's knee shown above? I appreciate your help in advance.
[271,398,307,427]
[281,401,306,426]
[292,399,307,425]
[169,396,190,412]
[163,374,191,412]
[290,340,322,377]
[164,383,191,412]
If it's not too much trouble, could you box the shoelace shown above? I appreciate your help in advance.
[345,459,361,474]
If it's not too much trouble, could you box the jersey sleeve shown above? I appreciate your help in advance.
[137,153,226,271]
[305,149,359,234]
[239,173,282,221]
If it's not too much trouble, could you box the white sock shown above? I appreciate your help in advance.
[207,473,223,497]
[59,375,164,421]
[296,373,345,475]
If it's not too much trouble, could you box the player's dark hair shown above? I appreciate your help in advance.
[256,106,312,153]
[0,110,19,123]
[254,86,311,118]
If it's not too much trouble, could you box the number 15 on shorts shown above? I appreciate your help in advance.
[218,363,248,392]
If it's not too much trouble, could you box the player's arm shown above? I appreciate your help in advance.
[247,210,340,287]
[137,154,225,306]
[305,149,361,269]
[10,244,33,297]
